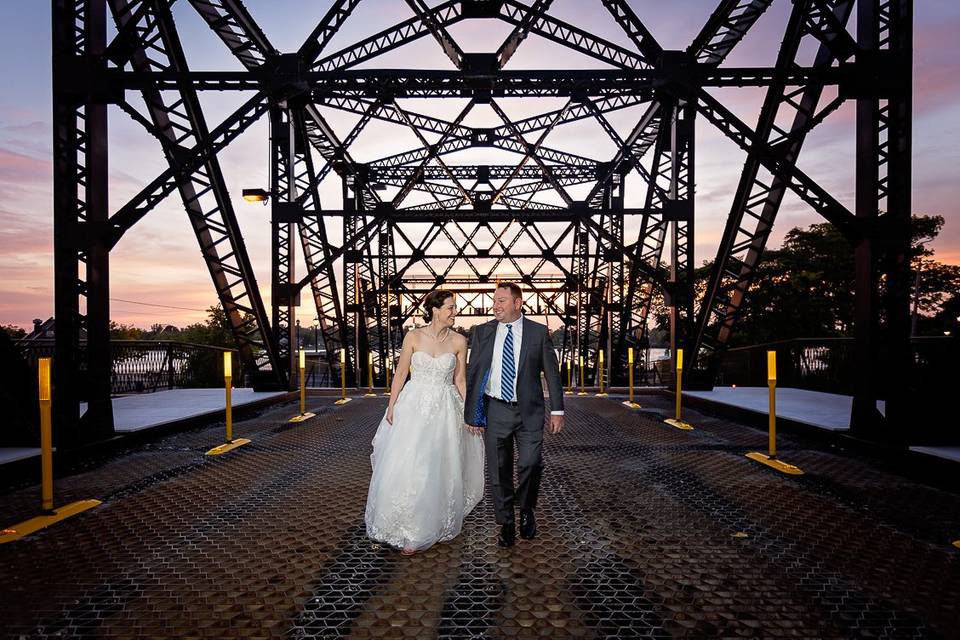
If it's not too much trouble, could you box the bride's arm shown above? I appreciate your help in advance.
[386,330,416,423]
[454,335,467,402]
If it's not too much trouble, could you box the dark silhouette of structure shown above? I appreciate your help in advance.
[51,0,912,444]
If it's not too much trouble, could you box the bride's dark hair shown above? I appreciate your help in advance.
[422,289,453,323]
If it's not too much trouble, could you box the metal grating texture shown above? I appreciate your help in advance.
[2,396,958,638]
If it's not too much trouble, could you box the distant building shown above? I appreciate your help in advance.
[18,317,86,344]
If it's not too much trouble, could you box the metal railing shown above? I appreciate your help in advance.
[17,340,243,397]
[717,336,956,397]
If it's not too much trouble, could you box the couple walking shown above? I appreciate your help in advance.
[364,282,565,554]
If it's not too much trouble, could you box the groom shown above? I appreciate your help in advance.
[464,282,565,547]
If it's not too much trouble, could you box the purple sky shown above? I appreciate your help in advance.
[1,1,958,330]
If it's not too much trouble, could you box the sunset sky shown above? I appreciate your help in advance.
[1,1,958,331]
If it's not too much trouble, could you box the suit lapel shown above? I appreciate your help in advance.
[480,320,498,368]
[517,317,531,373]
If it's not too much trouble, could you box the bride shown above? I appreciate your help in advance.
[365,289,485,555]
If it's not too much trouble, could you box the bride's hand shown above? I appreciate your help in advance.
[386,407,394,425]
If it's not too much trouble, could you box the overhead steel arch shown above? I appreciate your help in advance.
[52,0,911,443]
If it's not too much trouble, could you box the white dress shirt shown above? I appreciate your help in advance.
[485,315,563,416]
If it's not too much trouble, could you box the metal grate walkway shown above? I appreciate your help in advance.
[1,395,958,638]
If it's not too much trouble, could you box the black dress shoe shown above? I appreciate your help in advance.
[519,509,537,540]
[498,522,516,547]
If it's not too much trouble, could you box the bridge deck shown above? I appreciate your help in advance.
[1,395,958,638]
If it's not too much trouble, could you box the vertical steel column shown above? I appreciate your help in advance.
[851,0,912,438]
[880,0,912,435]
[52,0,114,444]
[607,174,625,384]
[342,174,361,387]
[573,222,590,382]
[666,101,695,380]
[270,107,297,390]
[378,226,394,384]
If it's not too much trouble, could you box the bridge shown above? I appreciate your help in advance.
[3,1,957,637]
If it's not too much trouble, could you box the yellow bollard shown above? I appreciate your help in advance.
[335,348,352,405]
[746,351,803,475]
[565,359,573,395]
[225,352,233,441]
[664,349,693,430]
[290,350,317,422]
[577,355,588,395]
[365,352,377,397]
[596,350,608,397]
[39,358,53,512]
[622,347,641,409]
[208,351,252,453]
[1,358,101,544]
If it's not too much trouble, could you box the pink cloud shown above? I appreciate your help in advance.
[0,146,50,183]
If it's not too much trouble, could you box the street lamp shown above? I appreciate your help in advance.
[242,187,269,204]
[313,317,319,353]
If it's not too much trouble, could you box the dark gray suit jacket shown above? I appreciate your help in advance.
[464,318,564,430]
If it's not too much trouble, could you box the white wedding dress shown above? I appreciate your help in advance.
[365,351,485,552]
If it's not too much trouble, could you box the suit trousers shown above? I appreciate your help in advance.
[484,397,544,524]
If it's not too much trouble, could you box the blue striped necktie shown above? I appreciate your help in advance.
[501,324,515,401]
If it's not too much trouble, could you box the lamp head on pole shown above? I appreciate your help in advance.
[223,352,232,379]
[242,187,269,204]
[676,348,683,371]
[299,349,306,370]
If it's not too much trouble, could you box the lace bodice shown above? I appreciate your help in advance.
[409,351,457,385]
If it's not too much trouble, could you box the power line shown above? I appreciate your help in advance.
[110,297,208,312]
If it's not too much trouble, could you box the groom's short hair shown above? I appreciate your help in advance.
[496,282,523,300]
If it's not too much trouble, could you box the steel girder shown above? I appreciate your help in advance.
[107,0,284,390]
[290,111,350,378]
[850,0,912,438]
[270,107,298,389]
[52,0,114,444]
[49,0,913,446]
[693,0,856,383]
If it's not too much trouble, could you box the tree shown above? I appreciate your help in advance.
[1,324,26,340]
[177,305,234,347]
[109,321,144,340]
[652,215,959,345]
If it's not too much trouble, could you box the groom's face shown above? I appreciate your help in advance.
[492,288,522,323]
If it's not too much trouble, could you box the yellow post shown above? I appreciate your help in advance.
[745,350,803,475]
[623,347,640,408]
[299,349,306,415]
[768,350,777,458]
[577,355,588,395]
[335,348,352,405]
[289,350,317,421]
[664,348,693,430]
[207,351,252,453]
[224,351,233,442]
[365,352,377,396]
[0,358,101,544]
[596,350,608,396]
[565,359,573,394]
[38,358,53,513]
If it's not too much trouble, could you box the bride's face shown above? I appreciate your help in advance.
[434,296,457,327]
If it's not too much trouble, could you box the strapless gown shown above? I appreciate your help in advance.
[364,351,485,552]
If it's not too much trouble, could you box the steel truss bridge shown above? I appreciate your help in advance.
[51,0,912,444]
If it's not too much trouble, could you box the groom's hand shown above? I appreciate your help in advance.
[548,415,564,434]
[465,424,484,437]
